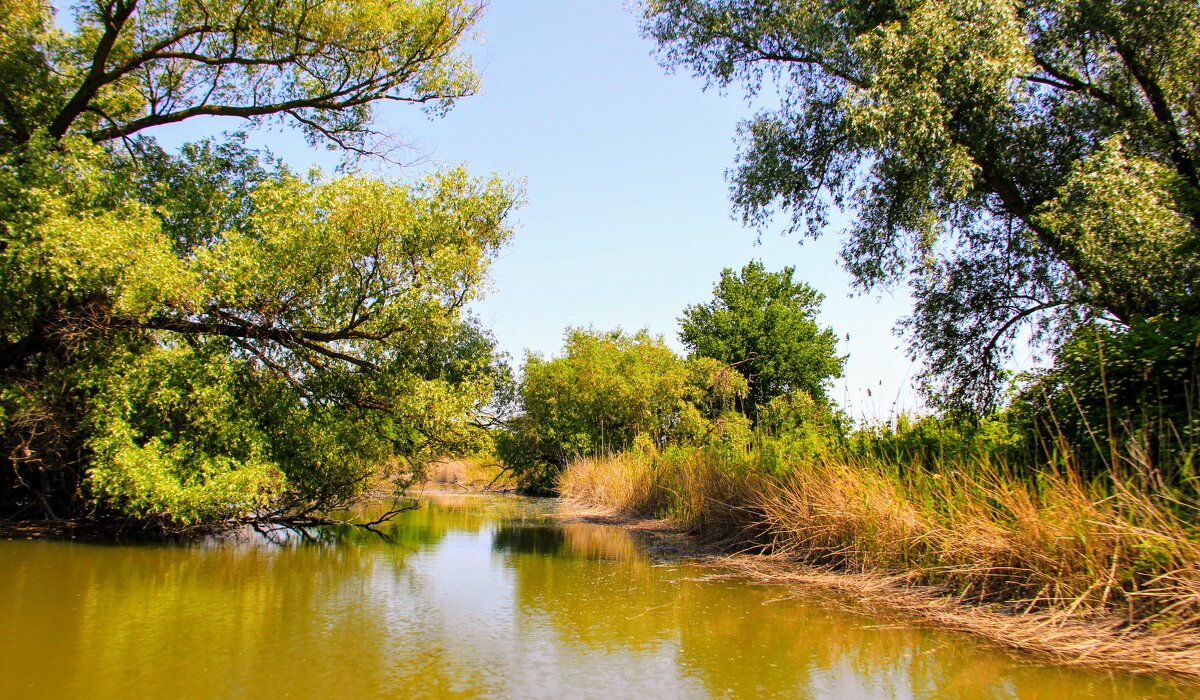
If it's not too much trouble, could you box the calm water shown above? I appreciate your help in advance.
[0,493,1192,699]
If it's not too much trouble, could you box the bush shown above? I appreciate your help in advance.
[1014,317,1200,481]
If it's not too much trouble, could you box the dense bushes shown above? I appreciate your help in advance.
[499,282,1200,505]
[498,262,846,491]
[496,329,764,491]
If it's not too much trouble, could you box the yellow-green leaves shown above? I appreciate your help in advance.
[0,134,519,525]
[34,201,196,318]
[37,0,484,149]
[517,329,691,456]
[194,167,517,364]
[1035,137,1200,316]
[86,345,284,525]
[500,326,797,491]
[1,135,198,320]
[87,433,283,525]
[80,163,518,523]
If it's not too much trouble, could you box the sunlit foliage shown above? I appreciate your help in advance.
[497,329,754,492]
[680,261,844,414]
[643,0,1200,414]
[0,0,518,525]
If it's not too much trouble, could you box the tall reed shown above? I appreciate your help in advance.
[559,443,1200,636]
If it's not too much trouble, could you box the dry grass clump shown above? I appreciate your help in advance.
[655,449,763,537]
[557,453,665,516]
[755,458,1200,629]
[558,449,761,535]
[716,557,1200,676]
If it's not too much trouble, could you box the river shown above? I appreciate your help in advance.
[0,492,1191,698]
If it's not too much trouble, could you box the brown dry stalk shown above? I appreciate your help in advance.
[713,556,1200,677]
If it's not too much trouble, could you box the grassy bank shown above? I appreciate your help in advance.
[425,457,516,492]
[558,446,1200,676]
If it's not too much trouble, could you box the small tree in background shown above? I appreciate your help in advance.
[679,261,844,418]
[497,328,759,492]
[497,329,688,491]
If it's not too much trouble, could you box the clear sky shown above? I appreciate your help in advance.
[156,1,927,421]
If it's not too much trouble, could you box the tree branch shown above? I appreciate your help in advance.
[48,0,140,139]
[1112,43,1199,193]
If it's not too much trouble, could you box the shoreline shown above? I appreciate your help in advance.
[554,498,1200,681]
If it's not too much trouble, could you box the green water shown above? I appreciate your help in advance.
[0,493,1192,699]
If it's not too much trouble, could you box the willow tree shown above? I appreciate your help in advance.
[0,0,520,525]
[643,0,1200,413]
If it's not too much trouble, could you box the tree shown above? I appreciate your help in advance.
[643,0,1200,412]
[496,329,684,489]
[0,0,520,526]
[496,328,749,491]
[679,261,843,415]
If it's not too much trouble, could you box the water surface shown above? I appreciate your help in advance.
[0,493,1191,698]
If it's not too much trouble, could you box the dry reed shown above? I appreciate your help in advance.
[557,448,1200,676]
[557,453,665,516]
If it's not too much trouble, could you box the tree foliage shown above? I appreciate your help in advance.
[643,0,1200,413]
[679,261,844,413]
[496,328,750,492]
[498,329,685,491]
[0,0,518,526]
[1013,316,1200,479]
[0,0,482,155]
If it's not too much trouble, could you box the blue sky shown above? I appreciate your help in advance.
[156,1,928,420]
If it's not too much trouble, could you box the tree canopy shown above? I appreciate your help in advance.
[0,0,518,526]
[643,0,1200,412]
[496,328,755,492]
[0,0,482,155]
[680,261,843,414]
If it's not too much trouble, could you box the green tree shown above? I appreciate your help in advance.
[497,328,735,491]
[0,0,519,525]
[643,0,1200,412]
[679,261,844,415]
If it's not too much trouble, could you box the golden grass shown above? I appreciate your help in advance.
[425,457,515,492]
[756,460,1200,624]
[715,557,1200,676]
[557,453,665,516]
[557,448,1200,676]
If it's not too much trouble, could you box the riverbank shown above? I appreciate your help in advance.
[557,449,1200,679]
[424,457,516,493]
